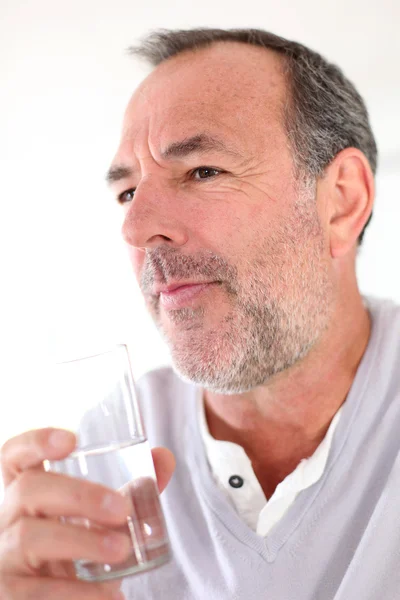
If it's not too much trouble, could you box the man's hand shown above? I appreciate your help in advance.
[0,428,175,599]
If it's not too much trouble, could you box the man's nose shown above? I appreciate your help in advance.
[121,178,188,250]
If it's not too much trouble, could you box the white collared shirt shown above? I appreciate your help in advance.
[197,394,342,537]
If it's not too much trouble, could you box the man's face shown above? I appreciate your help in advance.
[109,42,334,393]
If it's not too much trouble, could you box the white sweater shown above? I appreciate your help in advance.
[121,296,400,599]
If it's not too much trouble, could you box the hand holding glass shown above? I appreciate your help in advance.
[45,345,171,581]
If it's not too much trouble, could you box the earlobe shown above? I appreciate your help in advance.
[328,148,374,259]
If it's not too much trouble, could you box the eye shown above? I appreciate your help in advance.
[117,188,136,204]
[191,167,221,180]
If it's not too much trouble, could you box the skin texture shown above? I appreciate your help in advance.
[109,42,374,498]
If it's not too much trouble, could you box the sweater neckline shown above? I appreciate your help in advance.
[196,380,343,536]
[185,296,386,562]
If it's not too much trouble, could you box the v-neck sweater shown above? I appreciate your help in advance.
[197,389,342,537]
[122,296,400,600]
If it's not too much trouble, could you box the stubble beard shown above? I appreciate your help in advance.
[141,192,334,394]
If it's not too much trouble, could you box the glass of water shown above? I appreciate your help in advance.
[44,344,171,582]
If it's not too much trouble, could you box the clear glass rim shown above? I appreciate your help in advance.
[55,343,128,365]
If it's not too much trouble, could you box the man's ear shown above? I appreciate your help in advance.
[324,148,374,259]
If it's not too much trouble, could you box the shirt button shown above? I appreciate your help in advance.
[229,475,244,488]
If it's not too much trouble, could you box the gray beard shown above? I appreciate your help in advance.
[159,278,332,395]
[141,192,334,394]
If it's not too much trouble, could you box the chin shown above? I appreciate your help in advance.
[167,340,257,394]
[169,357,265,394]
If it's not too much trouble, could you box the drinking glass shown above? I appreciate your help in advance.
[44,344,171,582]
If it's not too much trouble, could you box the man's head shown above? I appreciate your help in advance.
[107,29,375,393]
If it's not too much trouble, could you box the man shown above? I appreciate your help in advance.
[1,27,399,600]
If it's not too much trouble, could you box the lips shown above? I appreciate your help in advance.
[157,282,217,310]
[153,280,211,294]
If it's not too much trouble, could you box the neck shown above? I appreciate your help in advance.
[203,291,371,498]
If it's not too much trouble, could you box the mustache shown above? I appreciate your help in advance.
[140,247,239,296]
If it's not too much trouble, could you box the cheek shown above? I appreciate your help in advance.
[126,246,144,280]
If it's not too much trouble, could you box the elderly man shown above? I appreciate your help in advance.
[1,28,399,600]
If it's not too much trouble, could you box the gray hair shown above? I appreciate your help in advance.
[129,28,377,245]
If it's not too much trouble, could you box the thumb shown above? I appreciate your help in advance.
[151,447,176,493]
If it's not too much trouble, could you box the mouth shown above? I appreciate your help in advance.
[156,281,219,310]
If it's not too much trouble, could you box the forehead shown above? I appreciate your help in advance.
[121,42,287,153]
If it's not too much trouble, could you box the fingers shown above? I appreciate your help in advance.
[0,430,176,495]
[0,470,131,531]
[0,574,125,600]
[0,428,76,487]
[151,447,176,493]
[0,516,132,575]
[0,431,168,600]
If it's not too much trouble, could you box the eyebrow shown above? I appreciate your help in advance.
[105,165,134,185]
[161,133,240,160]
[105,133,242,185]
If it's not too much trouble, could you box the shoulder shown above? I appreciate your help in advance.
[364,295,400,408]
[135,366,197,444]
[136,365,184,395]
[136,366,192,407]
[365,296,400,348]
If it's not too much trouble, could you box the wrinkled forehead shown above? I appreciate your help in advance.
[121,42,287,153]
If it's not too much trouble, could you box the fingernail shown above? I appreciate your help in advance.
[102,492,129,514]
[48,429,74,449]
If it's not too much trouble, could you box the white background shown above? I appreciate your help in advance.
[1,0,399,443]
